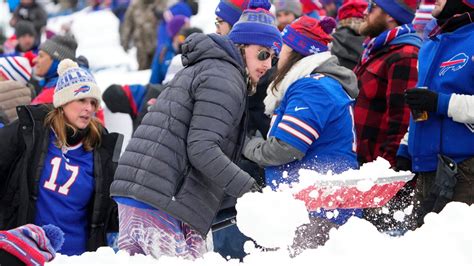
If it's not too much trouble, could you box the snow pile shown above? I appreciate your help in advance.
[236,188,309,248]
[47,202,474,266]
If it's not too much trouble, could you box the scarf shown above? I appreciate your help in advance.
[263,51,332,116]
[360,24,417,65]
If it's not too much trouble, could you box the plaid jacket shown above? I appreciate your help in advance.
[354,44,419,166]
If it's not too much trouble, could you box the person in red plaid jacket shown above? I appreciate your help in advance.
[354,0,422,167]
[353,0,422,234]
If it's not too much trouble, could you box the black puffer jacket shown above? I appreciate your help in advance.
[0,104,123,251]
[110,33,255,236]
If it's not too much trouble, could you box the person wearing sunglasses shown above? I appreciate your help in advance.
[110,0,281,260]
[214,0,249,35]
[353,0,421,234]
[243,16,359,254]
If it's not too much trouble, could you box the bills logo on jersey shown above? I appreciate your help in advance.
[74,85,91,96]
[439,53,469,76]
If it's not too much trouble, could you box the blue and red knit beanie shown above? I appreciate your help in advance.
[373,0,417,25]
[0,224,64,265]
[215,0,250,26]
[228,0,283,55]
[465,0,474,8]
[282,16,336,56]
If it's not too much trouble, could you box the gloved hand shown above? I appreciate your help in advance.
[395,156,412,171]
[405,88,439,113]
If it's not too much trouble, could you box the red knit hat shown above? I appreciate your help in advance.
[281,16,336,56]
[337,0,368,20]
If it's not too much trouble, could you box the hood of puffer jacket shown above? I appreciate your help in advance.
[313,55,359,99]
[181,33,246,77]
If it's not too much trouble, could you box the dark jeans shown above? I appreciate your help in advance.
[414,157,474,227]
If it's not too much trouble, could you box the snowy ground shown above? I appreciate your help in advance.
[33,1,474,265]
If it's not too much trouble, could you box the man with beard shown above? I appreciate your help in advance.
[398,0,474,227]
[353,0,422,233]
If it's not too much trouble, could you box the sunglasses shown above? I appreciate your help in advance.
[257,50,273,61]
[367,1,378,13]
[214,18,225,27]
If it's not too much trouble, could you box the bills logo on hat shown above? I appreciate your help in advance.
[439,53,469,76]
[74,85,91,96]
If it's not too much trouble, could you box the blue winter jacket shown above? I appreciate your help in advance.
[398,23,474,172]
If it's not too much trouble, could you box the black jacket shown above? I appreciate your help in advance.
[0,104,123,251]
[110,33,255,236]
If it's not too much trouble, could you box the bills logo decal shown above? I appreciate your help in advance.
[439,53,469,76]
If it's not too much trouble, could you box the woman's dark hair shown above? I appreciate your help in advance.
[271,51,304,95]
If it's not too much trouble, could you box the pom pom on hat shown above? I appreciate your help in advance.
[42,225,65,252]
[228,0,282,55]
[282,15,333,56]
[57,58,79,76]
[319,16,336,34]
[248,0,271,10]
[54,59,101,108]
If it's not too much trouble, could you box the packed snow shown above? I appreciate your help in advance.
[34,1,474,265]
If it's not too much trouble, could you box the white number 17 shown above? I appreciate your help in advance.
[43,157,79,196]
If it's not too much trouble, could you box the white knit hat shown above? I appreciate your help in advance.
[53,59,101,108]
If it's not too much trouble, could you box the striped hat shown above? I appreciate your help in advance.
[374,0,417,25]
[0,224,64,265]
[0,56,32,85]
[54,59,101,108]
[215,0,250,26]
[228,0,283,55]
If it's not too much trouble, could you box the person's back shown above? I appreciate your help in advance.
[111,0,282,259]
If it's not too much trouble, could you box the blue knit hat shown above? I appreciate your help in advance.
[464,0,474,8]
[373,0,417,25]
[228,0,283,55]
[215,0,249,26]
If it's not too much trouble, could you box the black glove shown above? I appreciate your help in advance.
[102,84,135,117]
[405,88,439,113]
[395,156,412,171]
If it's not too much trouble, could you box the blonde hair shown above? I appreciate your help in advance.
[338,17,365,34]
[44,108,102,151]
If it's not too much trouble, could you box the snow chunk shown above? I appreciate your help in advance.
[236,188,309,248]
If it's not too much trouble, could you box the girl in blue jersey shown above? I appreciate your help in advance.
[243,16,360,252]
[0,59,123,256]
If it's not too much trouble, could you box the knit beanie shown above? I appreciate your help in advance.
[15,20,36,38]
[436,0,474,19]
[54,59,101,108]
[166,15,190,38]
[373,0,417,25]
[39,35,78,61]
[0,56,32,85]
[273,0,303,17]
[215,0,250,26]
[337,0,368,20]
[282,16,336,56]
[0,224,64,265]
[228,0,283,55]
